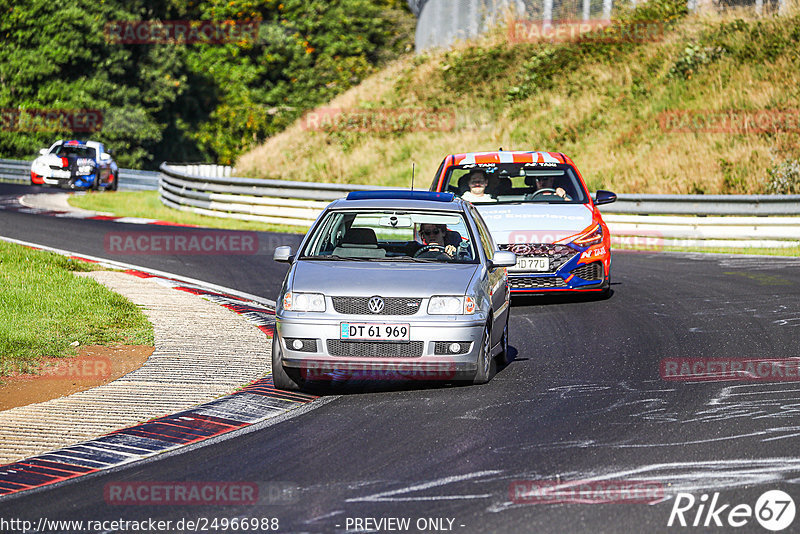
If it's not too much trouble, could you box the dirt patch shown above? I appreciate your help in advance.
[0,345,153,411]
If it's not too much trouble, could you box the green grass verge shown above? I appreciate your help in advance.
[0,240,154,377]
[68,191,306,234]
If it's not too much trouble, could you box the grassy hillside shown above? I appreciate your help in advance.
[236,0,800,194]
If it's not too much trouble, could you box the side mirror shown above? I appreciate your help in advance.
[39,148,48,155]
[594,190,617,205]
[100,152,112,161]
[489,250,516,269]
[273,246,293,263]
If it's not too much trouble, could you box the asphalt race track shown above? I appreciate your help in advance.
[2,183,800,533]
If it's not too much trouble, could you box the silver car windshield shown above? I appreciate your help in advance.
[300,210,478,263]
[444,163,588,204]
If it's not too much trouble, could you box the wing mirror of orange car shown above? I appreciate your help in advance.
[594,190,617,205]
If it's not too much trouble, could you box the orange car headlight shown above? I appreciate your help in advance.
[573,224,603,247]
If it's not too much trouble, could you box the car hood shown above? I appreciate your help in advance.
[474,203,595,244]
[33,154,95,168]
[33,154,64,167]
[290,260,479,297]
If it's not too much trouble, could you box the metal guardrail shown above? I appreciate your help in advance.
[0,158,159,191]
[159,163,800,247]
[159,162,394,226]
[599,194,800,216]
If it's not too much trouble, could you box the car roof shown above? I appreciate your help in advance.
[328,190,467,212]
[55,140,103,151]
[446,151,568,165]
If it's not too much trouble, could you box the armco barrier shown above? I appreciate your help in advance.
[159,162,394,227]
[0,158,158,191]
[159,163,800,247]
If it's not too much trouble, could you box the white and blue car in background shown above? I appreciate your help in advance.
[30,139,118,191]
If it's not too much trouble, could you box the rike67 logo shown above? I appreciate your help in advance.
[668,490,795,531]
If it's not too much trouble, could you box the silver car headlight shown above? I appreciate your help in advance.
[427,295,476,315]
[282,291,326,312]
[78,165,94,175]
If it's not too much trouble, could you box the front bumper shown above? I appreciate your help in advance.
[501,243,609,293]
[276,316,486,380]
[35,166,96,189]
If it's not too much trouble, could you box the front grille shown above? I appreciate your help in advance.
[326,340,423,358]
[434,341,472,355]
[499,243,577,272]
[331,296,422,315]
[570,261,604,281]
[508,276,567,289]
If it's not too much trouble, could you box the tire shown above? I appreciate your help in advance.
[109,172,118,191]
[598,273,612,299]
[472,323,496,384]
[271,336,303,391]
[497,317,510,366]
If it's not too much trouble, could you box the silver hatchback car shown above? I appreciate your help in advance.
[271,190,516,390]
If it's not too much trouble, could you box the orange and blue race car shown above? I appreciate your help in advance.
[429,150,617,296]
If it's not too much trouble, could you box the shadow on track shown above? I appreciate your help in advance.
[511,286,617,307]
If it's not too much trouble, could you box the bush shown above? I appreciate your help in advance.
[767,159,800,194]
[668,44,726,80]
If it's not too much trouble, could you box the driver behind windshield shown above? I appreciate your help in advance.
[532,175,571,200]
[417,223,458,257]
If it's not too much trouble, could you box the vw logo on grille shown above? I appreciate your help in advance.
[367,296,385,314]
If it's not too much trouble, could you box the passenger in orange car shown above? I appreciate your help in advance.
[460,171,497,203]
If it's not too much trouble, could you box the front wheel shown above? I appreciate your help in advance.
[598,273,612,299]
[472,323,496,384]
[271,337,303,391]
